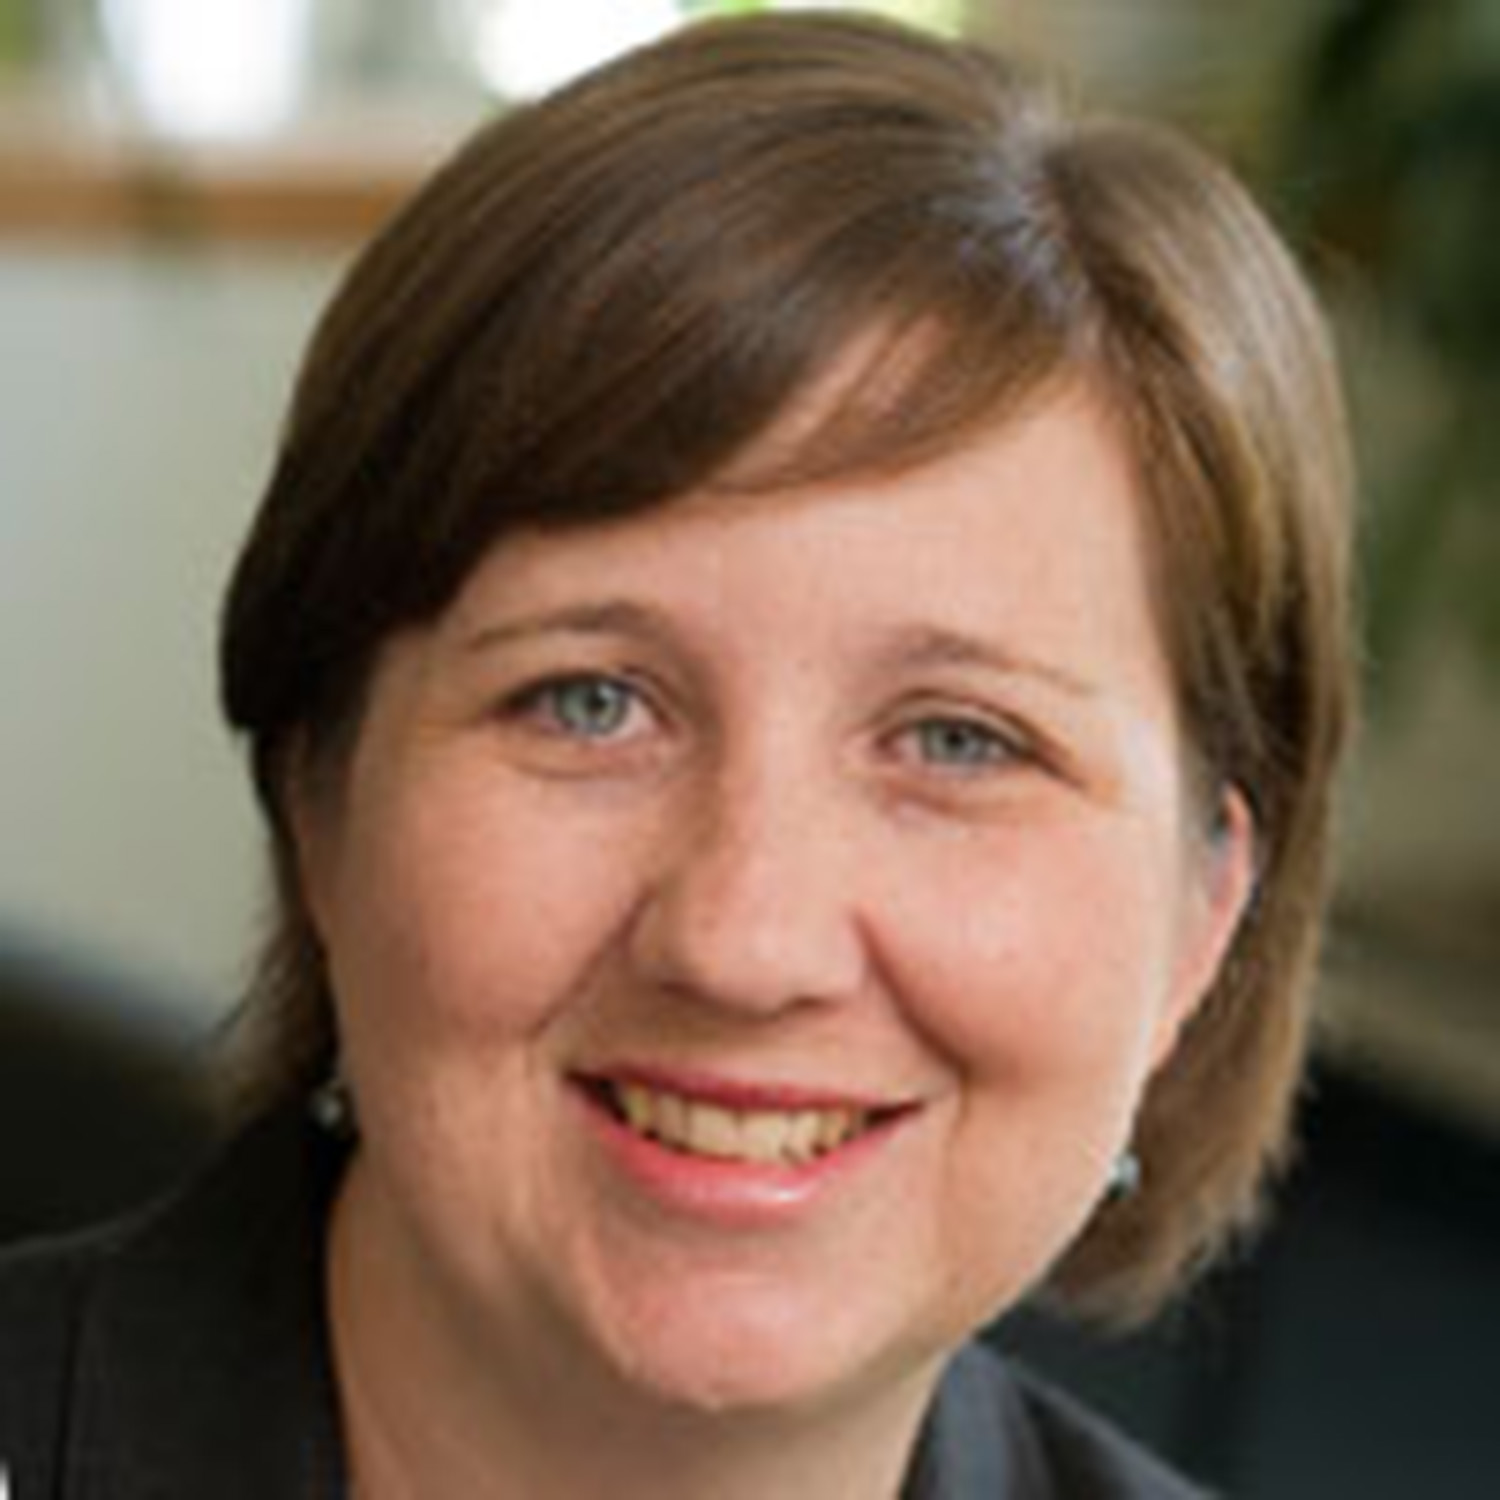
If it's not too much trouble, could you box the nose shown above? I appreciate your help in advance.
[627,757,870,1017]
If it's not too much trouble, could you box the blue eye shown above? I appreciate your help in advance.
[910,718,1014,769]
[528,675,641,739]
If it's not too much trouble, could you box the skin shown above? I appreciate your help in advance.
[294,382,1254,1500]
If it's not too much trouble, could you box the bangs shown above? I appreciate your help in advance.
[435,118,1098,538]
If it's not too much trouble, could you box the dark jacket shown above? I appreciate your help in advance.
[0,1109,1209,1499]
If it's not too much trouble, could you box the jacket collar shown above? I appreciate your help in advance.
[904,1342,1044,1499]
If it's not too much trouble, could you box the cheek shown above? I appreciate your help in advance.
[318,772,657,1251]
[879,823,1183,1095]
[324,768,647,1054]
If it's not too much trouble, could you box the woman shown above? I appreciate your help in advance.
[0,12,1353,1498]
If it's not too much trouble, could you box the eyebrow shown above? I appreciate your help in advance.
[462,602,1097,701]
[873,625,1100,702]
[461,600,676,656]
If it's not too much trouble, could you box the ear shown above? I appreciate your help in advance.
[1151,785,1258,1070]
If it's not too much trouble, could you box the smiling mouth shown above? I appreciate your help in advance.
[583,1078,901,1167]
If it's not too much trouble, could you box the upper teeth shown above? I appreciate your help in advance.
[612,1083,869,1165]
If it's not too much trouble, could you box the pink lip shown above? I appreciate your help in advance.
[569,1069,917,1230]
[586,1062,895,1114]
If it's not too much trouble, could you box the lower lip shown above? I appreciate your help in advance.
[573,1085,910,1229]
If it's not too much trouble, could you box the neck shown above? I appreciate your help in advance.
[326,1162,939,1500]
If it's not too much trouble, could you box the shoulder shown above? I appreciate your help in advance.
[0,1221,126,1488]
[920,1340,1215,1500]
[1007,1358,1214,1499]
[0,1107,347,1499]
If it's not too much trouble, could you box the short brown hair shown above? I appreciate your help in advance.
[220,12,1354,1323]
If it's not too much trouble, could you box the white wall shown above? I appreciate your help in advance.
[0,242,344,1015]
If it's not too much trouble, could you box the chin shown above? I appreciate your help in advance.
[577,1270,936,1421]
[616,1340,871,1419]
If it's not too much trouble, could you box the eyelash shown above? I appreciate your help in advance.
[503,672,658,741]
[891,714,1032,774]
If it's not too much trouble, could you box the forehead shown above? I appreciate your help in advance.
[443,383,1166,694]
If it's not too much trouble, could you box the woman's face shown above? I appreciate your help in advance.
[297,383,1252,1420]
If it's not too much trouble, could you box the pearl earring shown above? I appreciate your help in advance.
[1108,1149,1142,1201]
[309,1065,357,1139]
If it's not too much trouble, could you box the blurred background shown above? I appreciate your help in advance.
[0,1,1495,1494]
